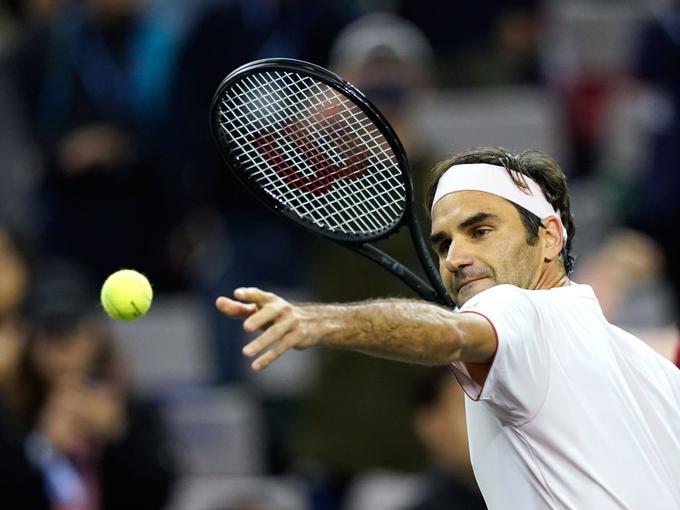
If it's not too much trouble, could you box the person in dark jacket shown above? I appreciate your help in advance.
[407,367,487,510]
[0,262,177,510]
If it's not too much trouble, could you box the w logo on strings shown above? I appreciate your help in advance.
[252,105,368,195]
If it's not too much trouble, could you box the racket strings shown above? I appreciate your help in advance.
[221,73,402,233]
[215,69,407,237]
[223,80,394,230]
[226,76,396,203]
[218,79,391,231]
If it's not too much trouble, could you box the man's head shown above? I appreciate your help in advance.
[426,147,575,305]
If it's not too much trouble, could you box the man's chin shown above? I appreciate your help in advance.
[454,278,496,305]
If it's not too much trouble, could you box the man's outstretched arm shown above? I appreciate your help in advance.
[215,287,496,371]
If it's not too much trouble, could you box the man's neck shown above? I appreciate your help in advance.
[533,262,569,290]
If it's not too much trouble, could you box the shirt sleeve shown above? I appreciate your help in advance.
[451,284,550,425]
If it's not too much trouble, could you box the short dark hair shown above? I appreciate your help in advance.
[425,146,575,274]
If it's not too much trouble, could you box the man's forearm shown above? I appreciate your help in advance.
[216,288,491,371]
[306,299,464,365]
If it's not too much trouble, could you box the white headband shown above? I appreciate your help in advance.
[432,163,567,241]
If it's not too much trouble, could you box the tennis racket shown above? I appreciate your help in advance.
[209,58,454,308]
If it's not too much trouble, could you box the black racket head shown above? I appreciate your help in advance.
[210,58,415,243]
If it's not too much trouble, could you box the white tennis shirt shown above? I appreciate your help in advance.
[451,283,680,510]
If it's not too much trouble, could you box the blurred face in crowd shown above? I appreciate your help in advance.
[431,191,544,305]
[31,322,103,385]
[335,50,430,156]
[0,228,28,320]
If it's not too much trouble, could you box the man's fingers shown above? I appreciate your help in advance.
[242,318,295,358]
[243,303,285,332]
[215,297,257,318]
[234,287,277,305]
[250,331,298,371]
[217,287,304,371]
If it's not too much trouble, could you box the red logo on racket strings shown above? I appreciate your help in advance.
[252,114,367,195]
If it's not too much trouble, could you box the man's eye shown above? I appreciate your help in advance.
[438,240,451,255]
[472,228,491,239]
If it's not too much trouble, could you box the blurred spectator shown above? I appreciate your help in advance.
[0,0,48,235]
[3,0,186,292]
[0,71,40,234]
[172,0,356,382]
[578,5,680,366]
[0,262,177,510]
[576,229,665,321]
[174,0,356,225]
[330,12,435,155]
[541,1,652,179]
[445,6,543,88]
[407,367,486,510]
[1,0,59,47]
[0,220,32,394]
[0,2,16,47]
[626,4,680,316]
[559,75,616,180]
[398,0,541,87]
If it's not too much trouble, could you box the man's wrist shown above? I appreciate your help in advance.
[302,303,355,349]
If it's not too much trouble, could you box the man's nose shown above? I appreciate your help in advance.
[444,239,474,274]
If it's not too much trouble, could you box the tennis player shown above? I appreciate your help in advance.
[217,146,680,509]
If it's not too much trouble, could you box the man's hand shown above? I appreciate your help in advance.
[216,288,323,370]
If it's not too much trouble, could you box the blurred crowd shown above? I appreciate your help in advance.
[0,0,678,509]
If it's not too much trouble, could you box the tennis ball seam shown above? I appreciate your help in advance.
[130,301,143,317]
[103,293,126,319]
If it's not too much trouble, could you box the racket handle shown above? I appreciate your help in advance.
[408,214,457,309]
[356,243,451,306]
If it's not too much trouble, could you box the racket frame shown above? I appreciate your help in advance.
[210,58,454,307]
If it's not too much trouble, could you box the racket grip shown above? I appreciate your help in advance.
[356,243,451,306]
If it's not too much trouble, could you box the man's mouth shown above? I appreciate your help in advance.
[456,276,487,293]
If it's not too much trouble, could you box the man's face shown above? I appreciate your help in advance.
[430,191,544,305]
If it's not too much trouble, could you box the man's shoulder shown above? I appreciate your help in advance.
[461,284,539,313]
[461,282,599,316]
[461,283,527,308]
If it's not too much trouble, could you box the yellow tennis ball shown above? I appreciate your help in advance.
[100,269,153,320]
